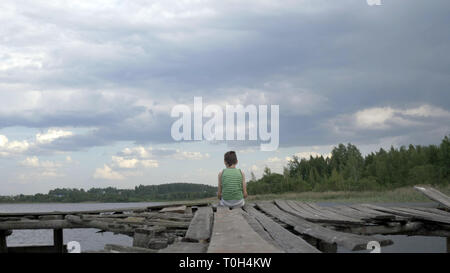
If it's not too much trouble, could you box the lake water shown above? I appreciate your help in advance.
[1,202,447,253]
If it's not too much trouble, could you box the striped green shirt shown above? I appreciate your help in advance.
[221,168,243,201]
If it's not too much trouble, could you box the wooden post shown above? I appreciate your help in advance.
[53,229,64,253]
[447,237,450,253]
[0,230,8,253]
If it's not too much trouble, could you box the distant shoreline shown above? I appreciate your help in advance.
[1,185,449,205]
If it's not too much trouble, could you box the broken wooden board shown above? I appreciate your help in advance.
[275,200,362,224]
[159,205,187,214]
[361,204,450,225]
[414,186,450,209]
[159,242,208,253]
[275,200,362,225]
[257,201,393,251]
[184,207,213,242]
[207,207,283,253]
[241,207,284,251]
[244,205,320,253]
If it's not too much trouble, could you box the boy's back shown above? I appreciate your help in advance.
[221,168,243,201]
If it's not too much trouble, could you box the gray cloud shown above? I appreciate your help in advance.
[0,0,449,153]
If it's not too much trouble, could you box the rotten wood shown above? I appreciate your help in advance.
[257,201,393,251]
[244,205,320,253]
[184,207,213,242]
[414,186,450,209]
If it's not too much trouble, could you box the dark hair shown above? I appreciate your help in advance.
[224,151,237,166]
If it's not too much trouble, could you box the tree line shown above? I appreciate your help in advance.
[247,135,450,195]
[0,183,218,203]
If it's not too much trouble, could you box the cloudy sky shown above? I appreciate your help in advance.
[1,0,449,195]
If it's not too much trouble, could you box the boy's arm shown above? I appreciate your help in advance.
[240,170,248,198]
[217,171,222,200]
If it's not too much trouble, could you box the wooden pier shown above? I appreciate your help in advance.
[0,186,449,253]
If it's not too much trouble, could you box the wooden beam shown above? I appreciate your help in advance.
[65,215,135,236]
[414,186,450,209]
[0,220,79,230]
[159,205,187,213]
[7,245,67,253]
[53,229,64,253]
[0,230,8,253]
[447,237,450,253]
[0,202,210,218]
[362,204,450,225]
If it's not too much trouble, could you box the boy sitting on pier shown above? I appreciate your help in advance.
[217,151,248,209]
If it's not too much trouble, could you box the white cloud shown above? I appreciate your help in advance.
[330,104,450,133]
[111,156,159,169]
[93,164,125,180]
[140,159,159,168]
[20,156,62,168]
[288,151,331,161]
[20,156,40,167]
[0,128,75,157]
[172,150,210,160]
[36,129,73,144]
[18,156,64,179]
[0,135,31,156]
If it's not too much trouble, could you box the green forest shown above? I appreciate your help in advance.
[247,135,450,195]
[0,183,218,203]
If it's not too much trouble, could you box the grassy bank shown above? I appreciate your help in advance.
[197,185,450,204]
[245,185,450,203]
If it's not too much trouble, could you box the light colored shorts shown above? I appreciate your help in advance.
[219,198,245,209]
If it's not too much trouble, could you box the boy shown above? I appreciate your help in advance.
[217,151,248,209]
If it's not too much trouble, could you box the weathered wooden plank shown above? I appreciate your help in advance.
[284,200,326,220]
[104,244,157,253]
[414,186,450,209]
[339,222,424,235]
[244,205,319,253]
[0,219,80,230]
[348,205,398,221]
[361,204,450,225]
[412,207,450,217]
[159,205,187,214]
[133,226,166,248]
[207,207,283,253]
[65,215,135,235]
[240,205,284,250]
[301,202,363,224]
[159,242,208,253]
[391,207,450,225]
[0,202,210,218]
[322,204,396,223]
[184,207,213,242]
[319,205,369,221]
[275,200,362,225]
[257,201,392,251]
